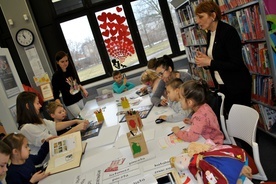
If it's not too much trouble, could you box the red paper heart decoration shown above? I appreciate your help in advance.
[107,13,116,22]
[116,7,122,12]
[116,16,126,25]
[97,12,107,22]
[110,29,117,36]
[100,22,108,29]
[102,30,110,37]
[111,36,117,42]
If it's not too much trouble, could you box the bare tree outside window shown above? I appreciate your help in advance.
[60,16,104,82]
[131,0,172,59]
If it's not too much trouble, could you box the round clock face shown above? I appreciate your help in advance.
[16,28,34,47]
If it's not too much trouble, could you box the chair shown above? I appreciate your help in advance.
[206,91,231,144]
[226,104,267,181]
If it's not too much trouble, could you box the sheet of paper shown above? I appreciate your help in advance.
[85,124,120,149]
[81,147,123,173]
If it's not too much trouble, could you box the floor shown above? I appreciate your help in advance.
[252,129,276,183]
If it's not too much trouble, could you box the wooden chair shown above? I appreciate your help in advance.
[226,104,267,181]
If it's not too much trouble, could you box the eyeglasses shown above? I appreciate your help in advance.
[158,69,166,77]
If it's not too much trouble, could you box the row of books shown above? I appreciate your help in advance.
[242,42,271,75]
[218,0,256,12]
[252,103,276,133]
[251,75,276,106]
[222,5,264,41]
[181,26,207,46]
[177,5,194,27]
[189,63,215,88]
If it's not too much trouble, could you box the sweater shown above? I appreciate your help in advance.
[175,103,224,145]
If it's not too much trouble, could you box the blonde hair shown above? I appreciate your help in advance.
[140,69,159,85]
[46,101,64,115]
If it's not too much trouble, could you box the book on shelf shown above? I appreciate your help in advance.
[252,104,267,131]
[45,131,85,174]
[258,104,276,131]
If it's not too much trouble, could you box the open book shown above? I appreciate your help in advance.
[45,131,85,174]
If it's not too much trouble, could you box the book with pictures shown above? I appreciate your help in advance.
[45,131,84,174]
[81,121,103,140]
[135,89,149,97]
[119,104,153,122]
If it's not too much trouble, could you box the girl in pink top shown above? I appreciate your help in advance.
[171,80,224,145]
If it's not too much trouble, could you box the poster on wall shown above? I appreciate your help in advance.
[0,53,20,98]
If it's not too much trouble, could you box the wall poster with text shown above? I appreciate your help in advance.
[0,52,20,98]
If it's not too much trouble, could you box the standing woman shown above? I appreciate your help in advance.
[52,51,89,118]
[194,1,251,114]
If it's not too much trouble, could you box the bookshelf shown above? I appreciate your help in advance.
[172,0,276,138]
[172,0,215,88]
[219,0,276,138]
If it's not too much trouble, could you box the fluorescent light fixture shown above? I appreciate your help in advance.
[52,0,62,3]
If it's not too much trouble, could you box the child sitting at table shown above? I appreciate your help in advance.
[17,92,89,168]
[158,78,191,123]
[171,79,224,145]
[112,70,135,94]
[139,69,161,95]
[3,133,50,184]
[0,141,11,184]
[46,101,87,135]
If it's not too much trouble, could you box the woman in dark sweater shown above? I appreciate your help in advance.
[194,1,252,114]
[52,51,89,118]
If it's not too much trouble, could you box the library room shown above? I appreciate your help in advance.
[0,0,276,183]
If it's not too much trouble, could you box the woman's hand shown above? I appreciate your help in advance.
[30,170,49,183]
[171,126,181,134]
[195,51,212,67]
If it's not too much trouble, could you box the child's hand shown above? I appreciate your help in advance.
[171,126,181,134]
[140,86,147,92]
[159,115,167,120]
[74,122,89,131]
[183,118,191,124]
[76,119,89,125]
[160,99,168,106]
[45,136,58,142]
[123,77,127,85]
[30,170,49,183]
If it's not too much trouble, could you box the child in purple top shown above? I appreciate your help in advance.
[171,80,224,145]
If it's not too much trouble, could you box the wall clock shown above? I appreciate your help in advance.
[16,28,34,47]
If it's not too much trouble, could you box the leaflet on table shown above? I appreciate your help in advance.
[93,157,140,184]
[119,174,157,184]
[158,134,184,149]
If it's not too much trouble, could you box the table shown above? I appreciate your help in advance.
[39,85,253,184]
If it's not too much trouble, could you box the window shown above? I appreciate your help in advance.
[60,16,104,82]
[31,0,185,84]
[131,0,172,60]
